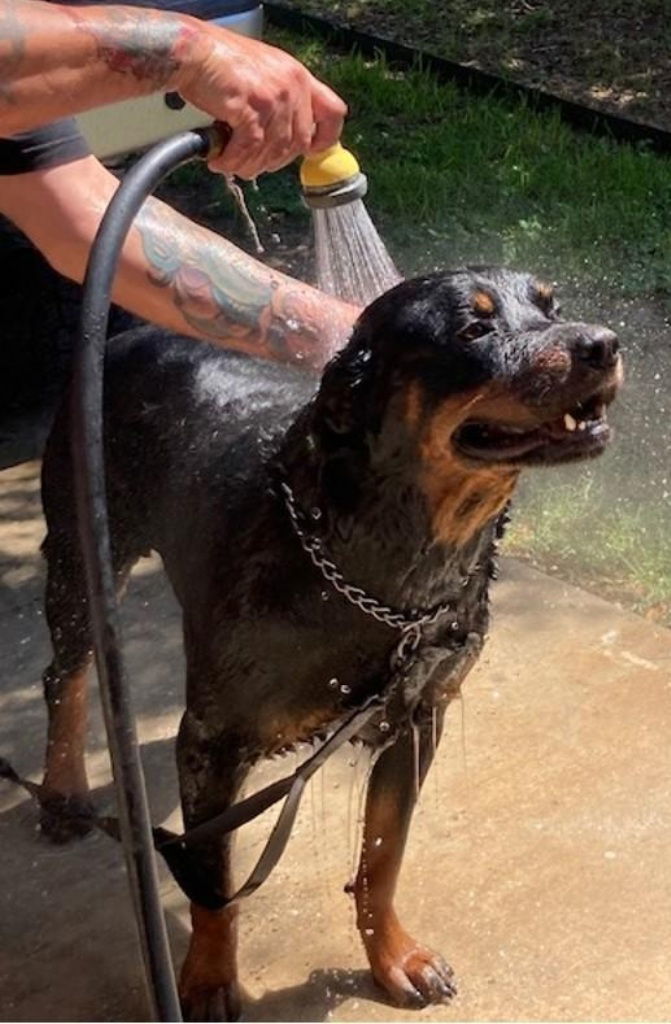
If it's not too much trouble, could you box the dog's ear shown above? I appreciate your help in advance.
[313,325,378,443]
[310,326,379,522]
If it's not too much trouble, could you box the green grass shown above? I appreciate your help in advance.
[260,31,671,300]
[506,474,671,622]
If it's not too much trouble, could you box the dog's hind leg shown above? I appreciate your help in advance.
[176,708,250,1023]
[40,528,136,843]
[352,709,457,1008]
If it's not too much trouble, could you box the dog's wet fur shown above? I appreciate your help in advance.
[39,268,621,1019]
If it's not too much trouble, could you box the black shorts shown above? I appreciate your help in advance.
[0,118,91,175]
[0,121,137,467]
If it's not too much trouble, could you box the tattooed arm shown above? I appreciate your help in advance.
[0,154,359,369]
[0,0,346,178]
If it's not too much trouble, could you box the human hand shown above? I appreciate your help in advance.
[176,27,347,178]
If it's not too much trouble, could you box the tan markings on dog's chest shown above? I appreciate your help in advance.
[406,383,519,547]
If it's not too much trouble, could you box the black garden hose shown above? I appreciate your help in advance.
[71,126,221,1022]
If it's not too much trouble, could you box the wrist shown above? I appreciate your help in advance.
[169,15,217,95]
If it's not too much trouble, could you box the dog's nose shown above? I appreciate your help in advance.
[573,325,619,370]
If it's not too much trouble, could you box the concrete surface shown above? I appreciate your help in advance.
[1,460,670,1023]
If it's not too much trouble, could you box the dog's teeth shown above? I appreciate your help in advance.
[577,420,587,431]
[563,413,577,432]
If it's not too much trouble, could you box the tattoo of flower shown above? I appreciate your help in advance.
[137,203,275,342]
[135,201,355,367]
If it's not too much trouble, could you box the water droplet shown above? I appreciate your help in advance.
[379,720,390,732]
[311,507,322,521]
[328,677,339,689]
[364,928,375,936]
[340,683,351,695]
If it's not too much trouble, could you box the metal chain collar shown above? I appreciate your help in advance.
[280,480,458,669]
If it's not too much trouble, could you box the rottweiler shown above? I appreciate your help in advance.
[38,267,621,1020]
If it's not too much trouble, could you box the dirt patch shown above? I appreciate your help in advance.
[276,0,671,132]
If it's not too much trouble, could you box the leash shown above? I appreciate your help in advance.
[1,479,462,911]
[0,696,380,911]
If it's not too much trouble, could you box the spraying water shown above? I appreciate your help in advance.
[313,200,402,306]
[301,143,402,307]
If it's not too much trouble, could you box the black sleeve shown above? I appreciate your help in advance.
[0,118,91,175]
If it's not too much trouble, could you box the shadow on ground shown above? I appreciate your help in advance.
[1,462,671,1022]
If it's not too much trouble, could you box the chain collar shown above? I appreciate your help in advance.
[280,479,460,671]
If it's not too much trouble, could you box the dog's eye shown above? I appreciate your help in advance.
[459,320,493,342]
[534,282,559,318]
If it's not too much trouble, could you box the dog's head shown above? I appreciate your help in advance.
[311,268,622,546]
[318,266,622,466]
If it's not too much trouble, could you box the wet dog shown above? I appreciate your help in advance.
[39,268,621,1019]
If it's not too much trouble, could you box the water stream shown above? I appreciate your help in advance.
[312,199,402,306]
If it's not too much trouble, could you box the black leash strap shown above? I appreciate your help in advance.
[0,695,381,911]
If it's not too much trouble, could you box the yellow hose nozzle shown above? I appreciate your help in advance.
[300,143,368,209]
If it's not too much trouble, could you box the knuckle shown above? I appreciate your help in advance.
[296,128,313,152]
[254,93,276,120]
[242,121,265,147]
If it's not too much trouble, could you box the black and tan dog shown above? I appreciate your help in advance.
[39,268,621,1020]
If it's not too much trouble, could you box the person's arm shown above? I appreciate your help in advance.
[0,0,346,178]
[0,154,359,369]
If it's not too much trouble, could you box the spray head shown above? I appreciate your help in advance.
[300,143,368,209]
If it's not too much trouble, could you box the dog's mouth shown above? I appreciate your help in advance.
[453,388,613,466]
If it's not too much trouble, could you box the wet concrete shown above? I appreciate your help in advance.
[1,461,670,1022]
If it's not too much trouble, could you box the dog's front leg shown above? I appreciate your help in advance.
[352,708,457,1007]
[177,712,249,1023]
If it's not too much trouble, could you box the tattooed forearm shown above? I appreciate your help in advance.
[67,8,192,87]
[0,0,195,130]
[134,200,357,368]
[137,201,274,340]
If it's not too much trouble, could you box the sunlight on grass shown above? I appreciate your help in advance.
[505,474,671,621]
[267,32,671,298]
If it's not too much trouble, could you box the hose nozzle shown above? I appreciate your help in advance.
[300,143,368,209]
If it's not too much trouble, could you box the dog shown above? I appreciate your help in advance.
[38,267,621,1020]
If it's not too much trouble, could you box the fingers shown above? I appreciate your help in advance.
[189,32,348,178]
[309,77,347,154]
[210,107,270,178]
[210,80,346,177]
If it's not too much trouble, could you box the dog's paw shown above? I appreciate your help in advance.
[364,920,457,1007]
[38,794,95,844]
[180,981,241,1022]
[179,907,241,1023]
